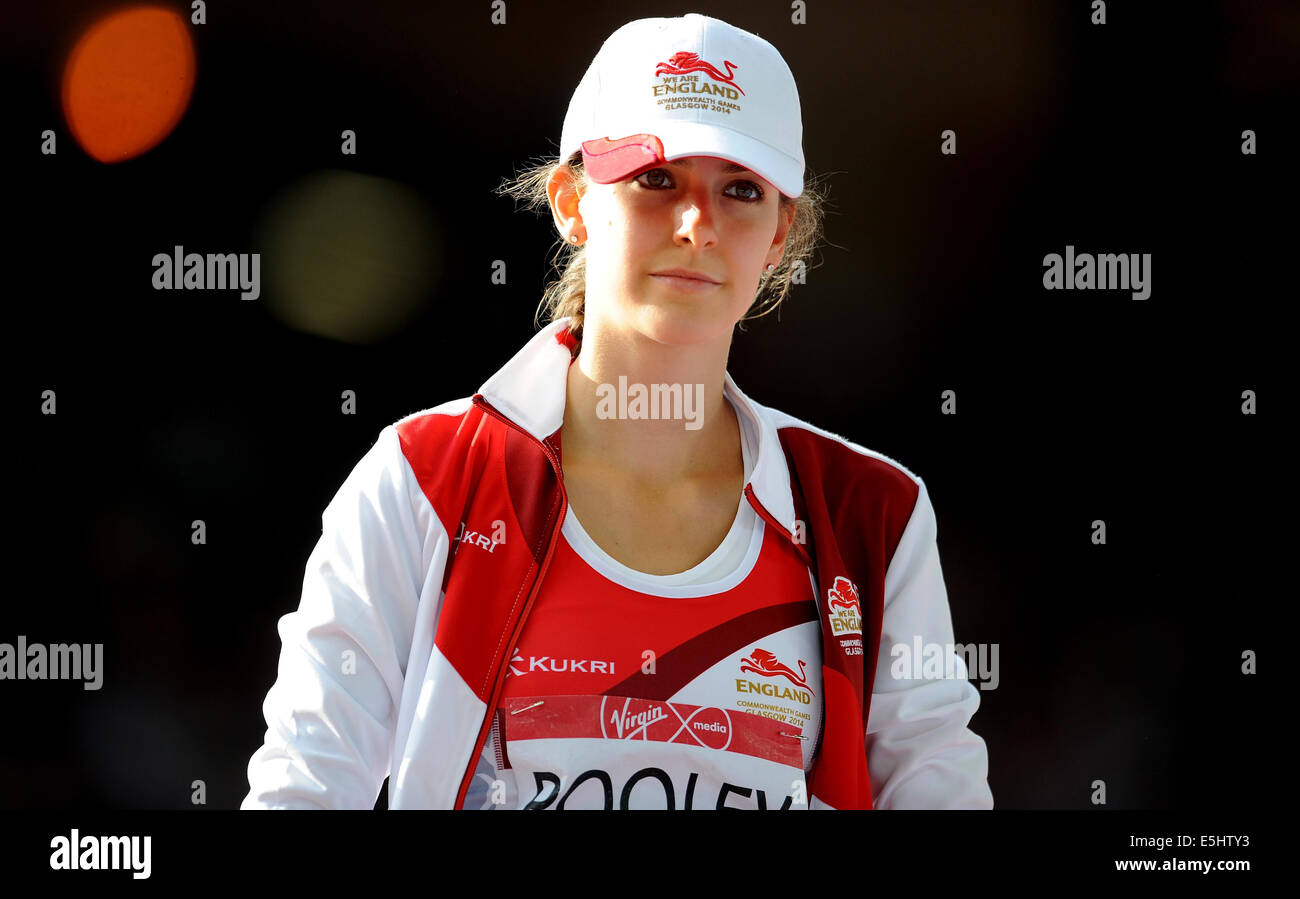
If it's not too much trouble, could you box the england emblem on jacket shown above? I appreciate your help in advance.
[826,576,864,657]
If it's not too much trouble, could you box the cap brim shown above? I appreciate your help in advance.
[581,122,803,198]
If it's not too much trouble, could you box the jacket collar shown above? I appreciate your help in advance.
[477,318,798,536]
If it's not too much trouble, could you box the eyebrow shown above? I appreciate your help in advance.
[666,158,753,174]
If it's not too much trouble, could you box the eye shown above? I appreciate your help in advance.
[729,181,764,202]
[636,168,673,189]
[633,169,765,203]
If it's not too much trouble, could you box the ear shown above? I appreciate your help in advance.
[547,165,585,238]
[770,201,796,258]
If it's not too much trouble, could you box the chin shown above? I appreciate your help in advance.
[631,301,739,346]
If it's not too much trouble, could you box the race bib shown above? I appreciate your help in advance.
[496,694,809,810]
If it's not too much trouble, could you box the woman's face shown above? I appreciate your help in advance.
[574,155,794,346]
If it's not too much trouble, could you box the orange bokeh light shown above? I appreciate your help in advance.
[61,6,196,163]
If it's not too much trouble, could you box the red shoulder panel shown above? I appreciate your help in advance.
[776,426,921,734]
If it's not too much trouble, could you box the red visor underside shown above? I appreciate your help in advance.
[580,134,667,183]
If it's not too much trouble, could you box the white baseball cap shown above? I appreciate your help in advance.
[559,13,805,199]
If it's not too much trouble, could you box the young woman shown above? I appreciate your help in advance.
[243,13,993,810]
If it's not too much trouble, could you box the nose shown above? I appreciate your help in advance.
[673,190,718,249]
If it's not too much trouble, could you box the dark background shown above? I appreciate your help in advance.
[2,0,1290,809]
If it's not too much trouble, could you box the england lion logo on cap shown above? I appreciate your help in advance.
[654,51,745,95]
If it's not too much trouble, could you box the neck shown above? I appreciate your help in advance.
[561,316,740,486]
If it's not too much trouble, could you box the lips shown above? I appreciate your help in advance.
[649,268,721,284]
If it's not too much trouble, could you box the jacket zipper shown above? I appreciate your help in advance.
[743,484,826,777]
[452,395,568,809]
[743,484,813,569]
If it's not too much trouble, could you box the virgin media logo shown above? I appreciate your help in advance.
[599,697,733,751]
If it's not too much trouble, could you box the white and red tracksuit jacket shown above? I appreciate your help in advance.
[242,318,994,810]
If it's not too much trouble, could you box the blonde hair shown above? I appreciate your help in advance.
[495,149,829,340]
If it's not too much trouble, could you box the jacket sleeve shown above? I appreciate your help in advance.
[241,425,437,809]
[865,476,994,809]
